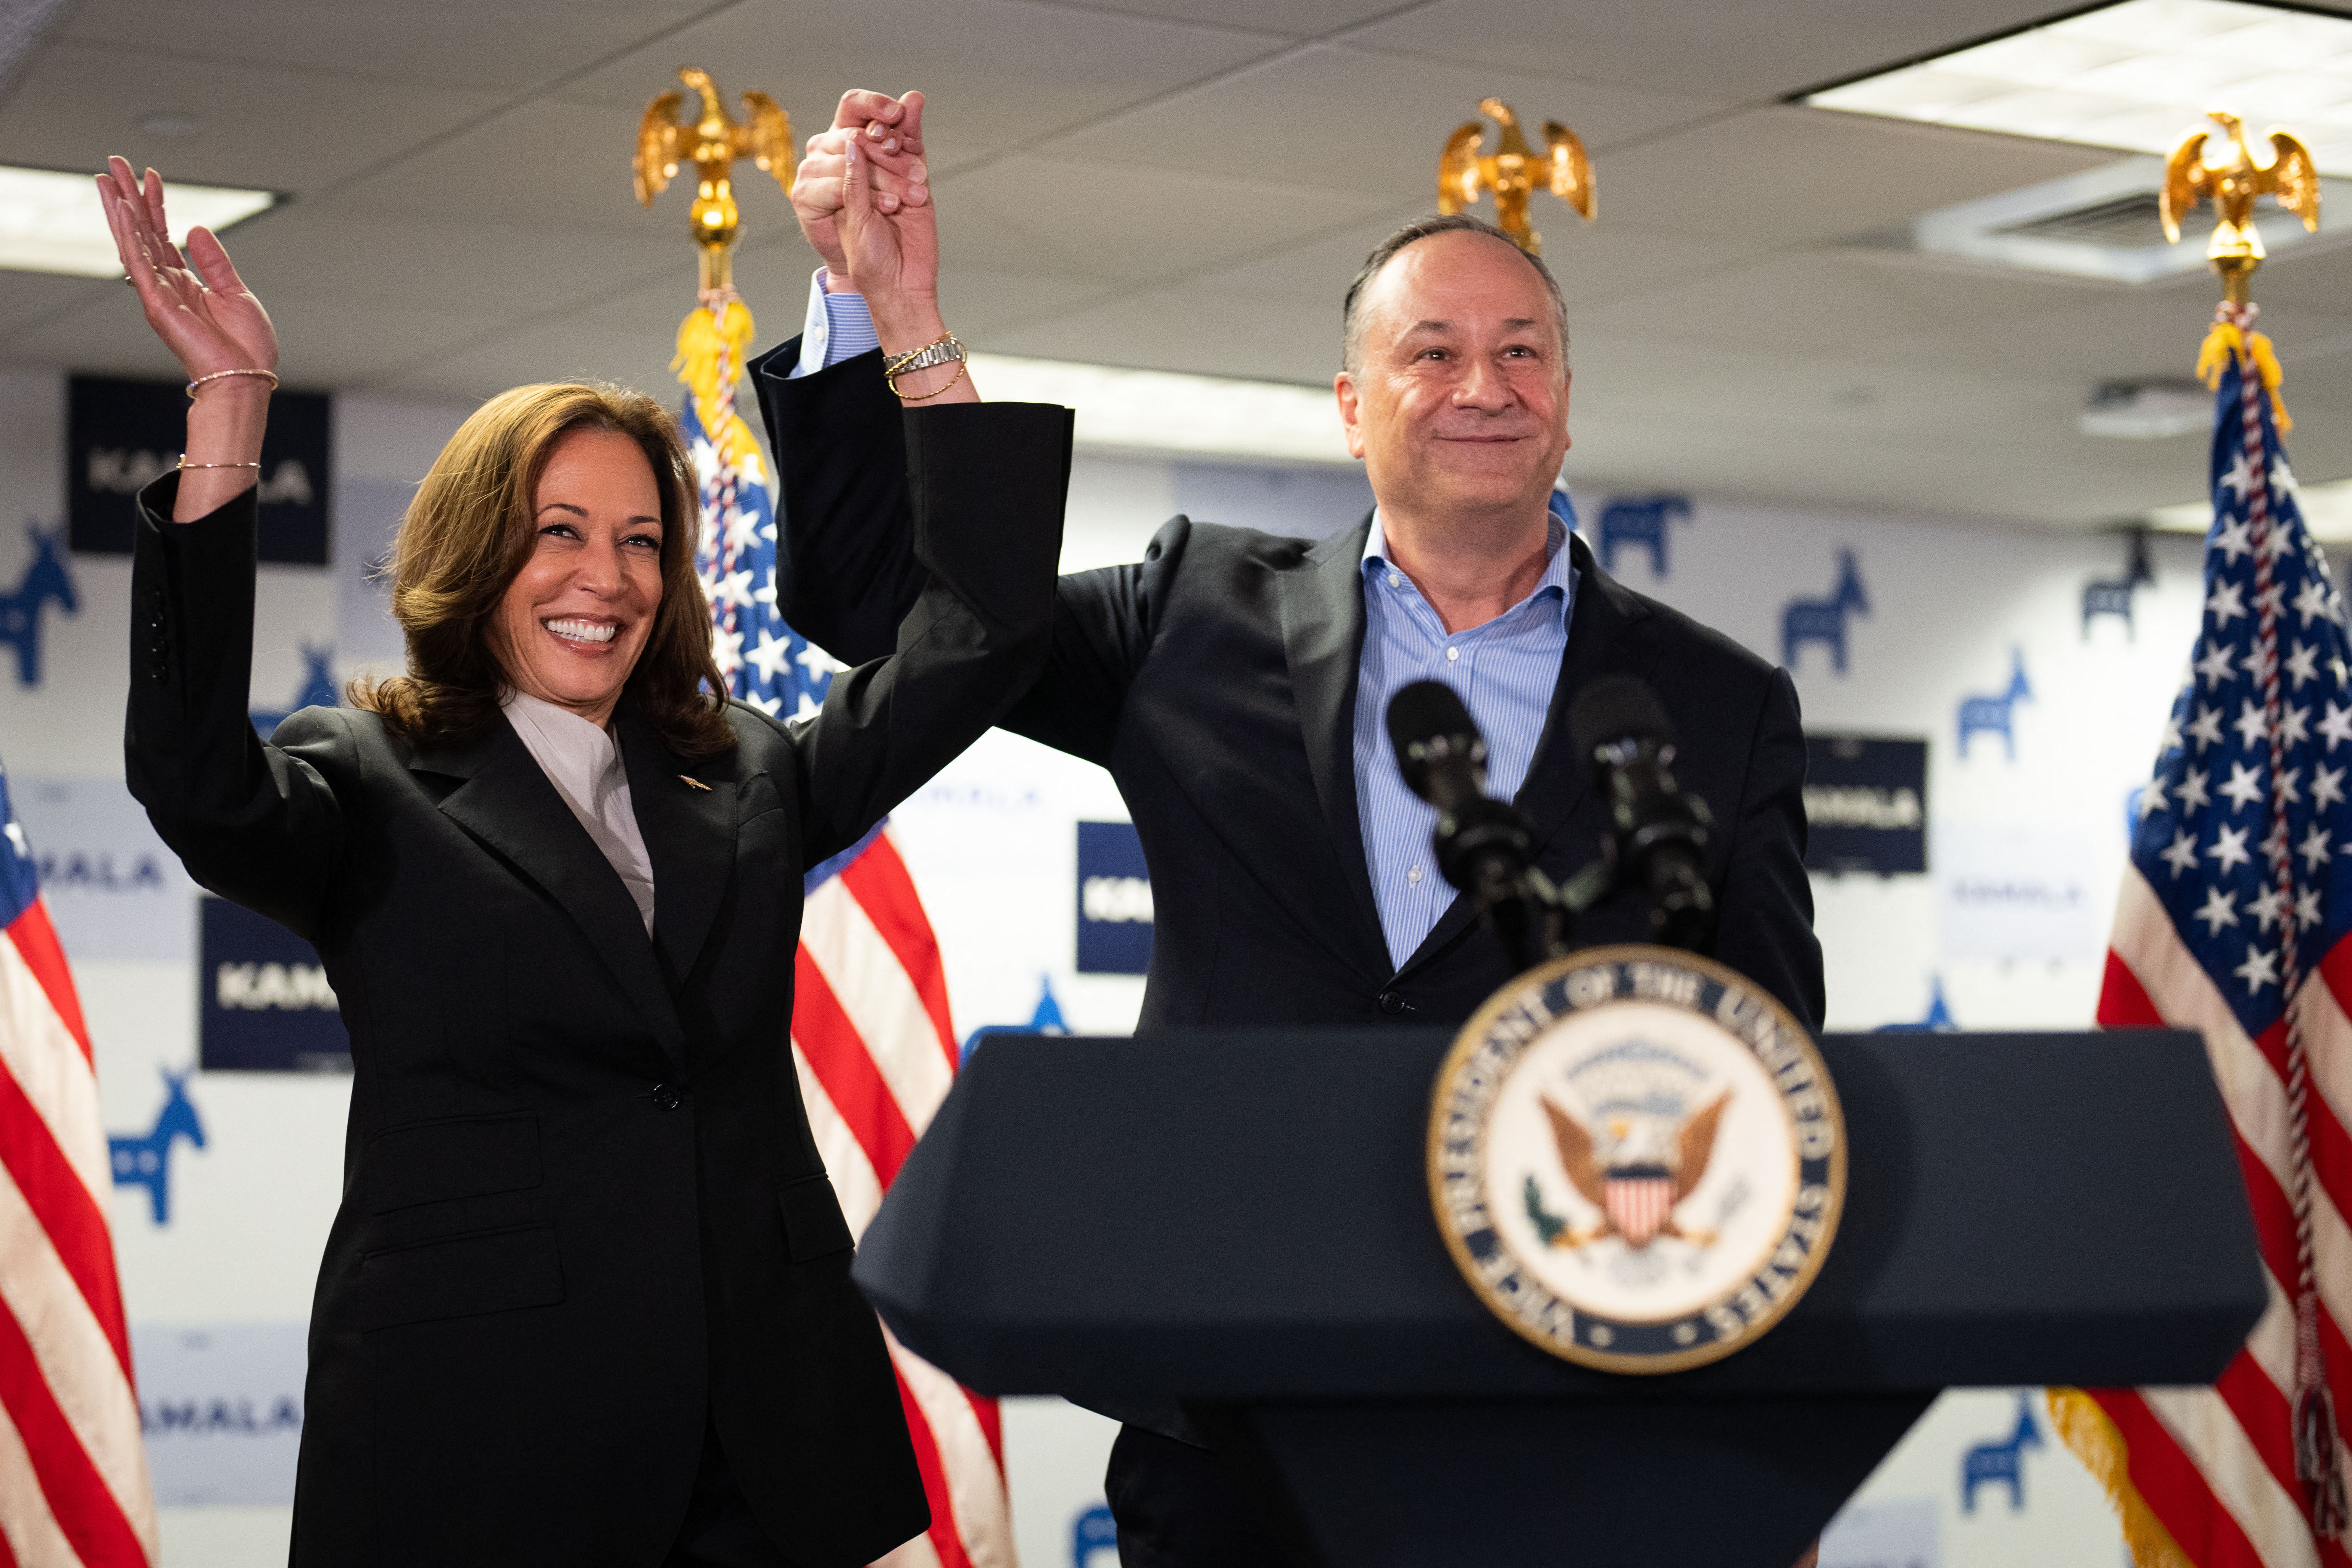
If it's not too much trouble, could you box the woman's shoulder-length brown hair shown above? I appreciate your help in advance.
[350,382,735,759]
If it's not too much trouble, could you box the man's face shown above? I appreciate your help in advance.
[1336,230,1570,524]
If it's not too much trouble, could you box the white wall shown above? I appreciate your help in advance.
[0,357,2218,1565]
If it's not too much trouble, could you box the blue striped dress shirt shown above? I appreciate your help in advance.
[796,278,1581,969]
[1353,512,1577,970]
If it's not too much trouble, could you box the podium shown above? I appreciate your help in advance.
[855,1028,2263,1567]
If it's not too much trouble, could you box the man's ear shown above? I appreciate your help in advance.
[1335,371,1367,461]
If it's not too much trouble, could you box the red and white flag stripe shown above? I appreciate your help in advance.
[0,891,155,1565]
[2063,865,2352,1568]
[793,832,1014,1568]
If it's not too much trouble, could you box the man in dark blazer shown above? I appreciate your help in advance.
[755,203,1820,1567]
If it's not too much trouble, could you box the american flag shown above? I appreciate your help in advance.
[679,298,1012,1568]
[2057,312,2352,1568]
[0,758,155,1565]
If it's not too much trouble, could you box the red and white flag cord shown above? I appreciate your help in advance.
[2231,296,2352,1538]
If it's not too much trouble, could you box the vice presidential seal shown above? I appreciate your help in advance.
[1427,946,1845,1373]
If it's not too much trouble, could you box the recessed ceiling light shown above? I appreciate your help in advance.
[1805,0,2352,176]
[969,353,1351,465]
[0,164,275,279]
[135,111,205,140]
[2082,378,2212,437]
[2148,473,2352,538]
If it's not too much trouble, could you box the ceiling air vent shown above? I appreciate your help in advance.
[1994,193,2168,250]
[1880,158,2347,284]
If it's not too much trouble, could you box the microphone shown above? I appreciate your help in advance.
[1568,675,1715,950]
[1387,681,1558,970]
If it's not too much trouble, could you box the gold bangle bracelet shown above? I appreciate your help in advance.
[177,458,260,469]
[890,360,968,402]
[185,367,280,398]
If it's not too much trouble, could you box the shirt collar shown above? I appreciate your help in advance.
[1362,506,1574,626]
[500,688,622,801]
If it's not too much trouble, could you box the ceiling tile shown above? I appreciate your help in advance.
[1576,249,2079,356]
[1593,105,2114,247]
[1069,44,1728,198]
[0,272,112,345]
[0,283,517,389]
[0,42,505,194]
[320,97,781,236]
[1350,0,2069,101]
[61,0,711,93]
[1189,206,1773,314]
[1017,0,1396,35]
[938,269,1128,340]
[936,156,1399,287]
[216,208,691,313]
[557,0,1280,160]
[986,282,1351,383]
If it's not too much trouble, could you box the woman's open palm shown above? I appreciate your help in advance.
[97,157,278,382]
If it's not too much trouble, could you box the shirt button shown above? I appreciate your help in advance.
[1408,865,1423,885]
[651,1083,685,1112]
[1446,647,1459,662]
[1387,571,1401,587]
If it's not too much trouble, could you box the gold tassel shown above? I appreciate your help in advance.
[671,301,763,469]
[2046,1388,2195,1568]
[2195,321,2294,434]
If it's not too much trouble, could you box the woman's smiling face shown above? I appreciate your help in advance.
[488,425,667,728]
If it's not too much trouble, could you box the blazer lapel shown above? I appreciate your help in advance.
[1394,534,1659,981]
[1277,516,1389,978]
[616,706,739,991]
[413,718,689,1067]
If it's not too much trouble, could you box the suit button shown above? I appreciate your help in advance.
[1378,991,1407,1015]
[651,1083,685,1112]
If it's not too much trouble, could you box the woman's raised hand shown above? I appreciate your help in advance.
[97,158,279,519]
[97,158,278,385]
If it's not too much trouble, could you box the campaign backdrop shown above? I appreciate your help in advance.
[0,361,2226,1566]
[69,373,331,563]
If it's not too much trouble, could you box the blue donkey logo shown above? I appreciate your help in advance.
[1877,976,1956,1033]
[1072,1504,1117,1567]
[109,1067,206,1225]
[0,525,79,687]
[1780,550,1869,675]
[2081,530,2153,640]
[1596,495,1691,577]
[1960,1392,2044,1513]
[960,975,1070,1062]
[1957,649,2034,762]
[250,643,339,735]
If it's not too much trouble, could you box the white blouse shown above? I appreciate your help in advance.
[499,689,657,935]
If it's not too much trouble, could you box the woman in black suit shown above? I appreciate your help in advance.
[100,134,1065,1568]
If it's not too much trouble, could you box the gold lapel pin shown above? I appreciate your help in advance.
[680,775,711,792]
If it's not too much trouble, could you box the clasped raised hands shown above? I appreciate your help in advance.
[794,90,938,312]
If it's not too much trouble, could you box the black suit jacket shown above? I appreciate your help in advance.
[754,343,1822,1037]
[124,403,1070,1568]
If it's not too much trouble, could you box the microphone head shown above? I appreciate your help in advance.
[1570,674,1677,762]
[1387,680,1485,803]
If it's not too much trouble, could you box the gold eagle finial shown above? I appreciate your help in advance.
[1437,98,1594,256]
[635,66,794,292]
[2161,108,2320,306]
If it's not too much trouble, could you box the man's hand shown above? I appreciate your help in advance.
[793,89,927,289]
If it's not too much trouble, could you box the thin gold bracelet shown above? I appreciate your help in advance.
[891,360,969,402]
[186,368,279,399]
[177,457,261,469]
